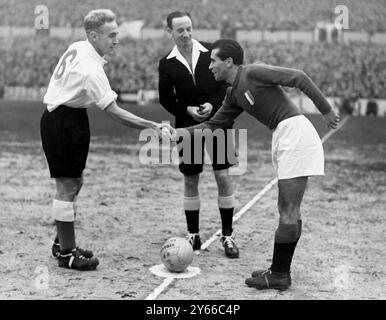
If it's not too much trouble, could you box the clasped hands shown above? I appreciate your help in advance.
[155,103,213,142]
[187,102,213,122]
[155,122,178,142]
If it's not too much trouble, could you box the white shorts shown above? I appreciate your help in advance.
[272,115,324,180]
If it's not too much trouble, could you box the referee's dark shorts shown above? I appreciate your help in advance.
[40,105,90,178]
[178,127,237,176]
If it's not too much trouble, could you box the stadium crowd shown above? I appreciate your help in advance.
[1,0,385,100]
[1,35,385,99]
[1,0,385,31]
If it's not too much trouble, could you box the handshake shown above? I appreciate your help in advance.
[153,103,213,142]
[155,122,179,142]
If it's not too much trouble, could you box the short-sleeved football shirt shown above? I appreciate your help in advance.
[43,40,117,112]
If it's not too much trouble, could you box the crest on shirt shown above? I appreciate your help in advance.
[244,90,255,106]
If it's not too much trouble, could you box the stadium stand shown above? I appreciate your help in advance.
[0,0,385,102]
[1,0,386,31]
[1,36,385,99]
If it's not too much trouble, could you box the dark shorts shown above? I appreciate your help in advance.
[40,105,90,178]
[178,128,237,176]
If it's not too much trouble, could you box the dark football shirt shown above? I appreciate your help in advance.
[190,63,332,131]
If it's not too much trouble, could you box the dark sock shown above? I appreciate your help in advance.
[185,210,199,233]
[286,219,302,268]
[270,241,298,273]
[270,223,298,273]
[219,207,234,236]
[55,220,76,252]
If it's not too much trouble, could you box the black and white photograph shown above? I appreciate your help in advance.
[0,0,385,306]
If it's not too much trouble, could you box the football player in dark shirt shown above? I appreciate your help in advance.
[179,39,340,290]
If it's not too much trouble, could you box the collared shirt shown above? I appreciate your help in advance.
[166,38,208,82]
[43,40,117,112]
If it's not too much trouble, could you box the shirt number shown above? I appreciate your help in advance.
[54,49,77,80]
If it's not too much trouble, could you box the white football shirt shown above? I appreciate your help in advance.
[43,40,117,112]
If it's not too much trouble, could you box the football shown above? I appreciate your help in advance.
[160,237,194,272]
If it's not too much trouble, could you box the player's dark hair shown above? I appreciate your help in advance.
[212,39,244,65]
[84,9,116,32]
[166,11,192,29]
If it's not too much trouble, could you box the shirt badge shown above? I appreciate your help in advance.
[244,90,255,106]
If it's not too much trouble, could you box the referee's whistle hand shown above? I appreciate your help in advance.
[187,106,208,122]
[199,102,213,117]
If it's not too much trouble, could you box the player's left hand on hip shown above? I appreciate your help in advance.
[323,109,340,129]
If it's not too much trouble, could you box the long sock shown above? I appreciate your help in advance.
[218,195,235,236]
[219,208,234,236]
[54,197,78,244]
[270,223,298,273]
[287,219,303,266]
[184,196,200,233]
[55,221,76,253]
[185,211,199,233]
[54,220,78,245]
[52,199,76,253]
[53,209,79,245]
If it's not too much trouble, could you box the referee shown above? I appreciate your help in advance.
[40,9,172,271]
[158,11,239,258]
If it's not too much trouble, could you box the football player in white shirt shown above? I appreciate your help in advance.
[40,9,174,271]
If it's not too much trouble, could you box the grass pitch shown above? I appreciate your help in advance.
[0,100,385,299]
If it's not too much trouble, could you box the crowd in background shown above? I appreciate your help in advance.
[1,0,385,31]
[1,0,385,100]
[1,36,385,99]
[242,41,386,99]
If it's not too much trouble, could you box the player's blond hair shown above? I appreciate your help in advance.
[84,9,116,33]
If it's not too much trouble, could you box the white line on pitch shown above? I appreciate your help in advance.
[145,277,174,300]
[200,178,278,250]
[146,115,350,300]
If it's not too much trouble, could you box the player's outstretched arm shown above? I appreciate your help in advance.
[104,101,174,140]
[105,101,158,129]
